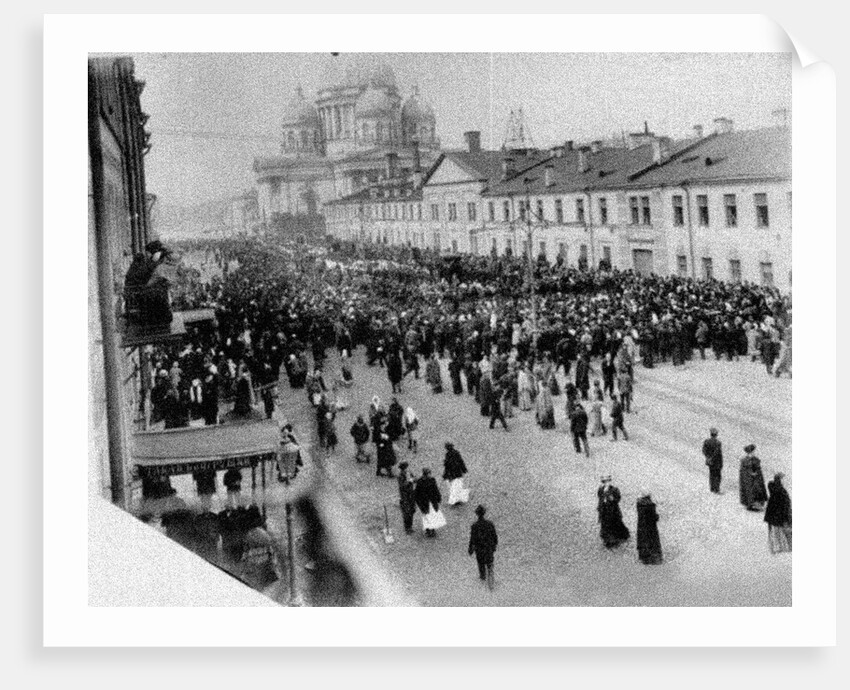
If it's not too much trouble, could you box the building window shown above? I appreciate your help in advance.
[579,244,588,267]
[558,243,566,258]
[522,240,530,257]
[518,200,526,222]
[434,232,441,252]
[539,241,546,257]
[468,202,477,222]
[576,198,585,224]
[448,203,457,221]
[491,238,498,255]
[677,255,688,277]
[555,199,564,224]
[402,205,407,220]
[755,193,770,227]
[488,201,495,222]
[729,259,742,283]
[537,199,544,222]
[505,239,513,256]
[702,257,714,280]
[629,196,639,225]
[393,205,399,220]
[599,197,608,225]
[503,200,510,222]
[724,194,737,227]
[417,204,422,220]
[640,196,651,225]
[697,195,709,226]
[760,261,774,287]
[452,239,458,253]
[430,204,439,221]
[672,195,684,226]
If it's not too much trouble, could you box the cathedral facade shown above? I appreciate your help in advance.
[253,56,440,226]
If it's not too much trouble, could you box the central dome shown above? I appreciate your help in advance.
[402,86,435,124]
[344,55,397,90]
[356,84,394,118]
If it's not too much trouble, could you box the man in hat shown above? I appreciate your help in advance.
[702,427,724,494]
[468,504,498,584]
[124,239,174,325]
[397,462,417,534]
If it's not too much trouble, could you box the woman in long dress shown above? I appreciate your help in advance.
[442,442,470,506]
[425,353,443,393]
[404,406,420,453]
[589,388,607,437]
[517,364,534,411]
[536,381,556,429]
[636,492,663,564]
[739,444,768,511]
[414,468,445,538]
[764,472,792,553]
[597,476,630,548]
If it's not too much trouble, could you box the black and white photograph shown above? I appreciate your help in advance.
[86,49,796,609]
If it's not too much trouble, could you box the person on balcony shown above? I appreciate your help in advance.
[124,240,174,326]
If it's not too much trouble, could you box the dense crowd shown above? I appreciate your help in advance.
[135,233,792,569]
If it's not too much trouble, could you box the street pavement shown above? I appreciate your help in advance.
[277,348,791,607]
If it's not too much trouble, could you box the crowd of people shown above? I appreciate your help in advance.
[136,233,791,581]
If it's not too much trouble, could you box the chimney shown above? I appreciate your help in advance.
[464,130,482,154]
[693,124,704,139]
[412,140,422,172]
[578,147,590,173]
[651,137,671,164]
[502,155,516,181]
[551,145,565,158]
[544,164,555,187]
[772,108,789,128]
[590,140,602,154]
[713,117,733,135]
[385,152,399,180]
[565,140,574,152]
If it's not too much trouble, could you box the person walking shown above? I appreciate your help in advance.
[468,504,498,585]
[636,491,663,565]
[443,442,470,506]
[397,462,417,535]
[601,353,616,399]
[569,403,590,457]
[617,368,634,413]
[223,467,243,509]
[764,472,792,553]
[425,352,444,393]
[349,415,371,463]
[404,405,420,453]
[517,363,534,411]
[597,476,630,548]
[739,444,768,511]
[375,423,397,478]
[387,349,403,394]
[610,395,629,441]
[489,380,509,431]
[702,427,724,494]
[414,468,445,538]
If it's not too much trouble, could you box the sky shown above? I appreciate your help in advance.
[131,52,791,208]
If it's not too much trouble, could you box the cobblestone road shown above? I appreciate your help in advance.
[278,350,792,607]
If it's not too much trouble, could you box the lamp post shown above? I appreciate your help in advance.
[523,178,539,352]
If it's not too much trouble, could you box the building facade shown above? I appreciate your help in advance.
[88,56,151,507]
[254,56,440,227]
[326,119,791,292]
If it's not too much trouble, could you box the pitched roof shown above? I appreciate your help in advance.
[626,126,790,187]
[424,149,550,188]
[482,144,663,196]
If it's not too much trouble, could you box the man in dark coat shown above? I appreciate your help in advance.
[397,462,417,534]
[764,472,792,553]
[610,396,629,441]
[488,381,509,431]
[349,415,371,463]
[387,350,403,393]
[575,354,591,400]
[636,492,663,564]
[375,424,397,478]
[448,354,464,395]
[739,444,768,510]
[468,504,498,583]
[702,427,724,493]
[569,403,590,456]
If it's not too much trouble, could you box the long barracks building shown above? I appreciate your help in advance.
[325,119,791,292]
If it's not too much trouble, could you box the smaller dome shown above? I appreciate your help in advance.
[356,85,394,118]
[282,86,319,127]
[401,86,435,124]
[345,57,397,89]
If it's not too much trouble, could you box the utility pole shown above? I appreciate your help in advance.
[524,178,538,351]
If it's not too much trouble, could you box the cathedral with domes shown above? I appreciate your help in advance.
[253,55,440,225]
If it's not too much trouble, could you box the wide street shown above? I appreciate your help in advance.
[279,348,792,607]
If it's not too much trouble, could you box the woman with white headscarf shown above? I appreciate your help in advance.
[404,406,420,453]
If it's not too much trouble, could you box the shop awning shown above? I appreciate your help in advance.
[132,420,280,477]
